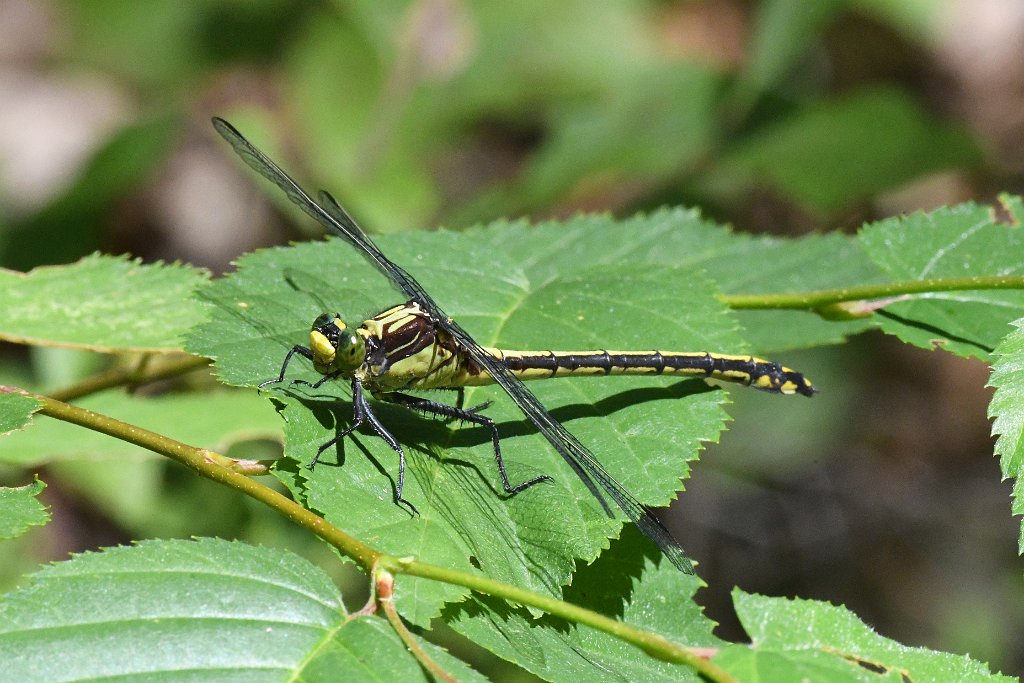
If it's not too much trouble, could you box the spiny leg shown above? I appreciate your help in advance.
[291,370,342,390]
[435,387,491,419]
[257,345,342,391]
[262,345,420,508]
[383,392,552,495]
[312,378,418,516]
[258,345,314,389]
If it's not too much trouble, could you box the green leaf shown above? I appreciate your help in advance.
[737,0,846,98]
[64,4,206,87]
[0,389,280,466]
[0,389,280,538]
[714,590,1013,682]
[449,1,663,108]
[852,0,946,40]
[0,537,486,682]
[986,317,1024,553]
[858,196,1024,358]
[0,254,209,353]
[446,526,719,682]
[283,15,435,233]
[282,1,687,231]
[0,480,49,540]
[718,87,979,213]
[494,209,879,352]
[188,215,788,623]
[670,225,881,352]
[0,392,41,434]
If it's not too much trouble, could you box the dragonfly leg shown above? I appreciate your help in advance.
[433,388,491,418]
[464,399,493,415]
[258,345,314,389]
[384,392,552,496]
[312,378,418,516]
[293,370,341,389]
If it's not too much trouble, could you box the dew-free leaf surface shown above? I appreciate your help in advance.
[0,480,49,540]
[188,214,818,623]
[714,590,1013,682]
[859,196,1024,359]
[987,317,1024,554]
[0,538,486,683]
[0,390,280,465]
[0,254,208,352]
[0,392,41,435]
[446,527,718,682]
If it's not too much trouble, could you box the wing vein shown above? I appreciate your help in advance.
[212,117,692,573]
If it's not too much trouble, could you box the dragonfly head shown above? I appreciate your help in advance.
[309,313,365,375]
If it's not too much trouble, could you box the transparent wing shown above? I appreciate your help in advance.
[439,318,693,573]
[212,117,693,573]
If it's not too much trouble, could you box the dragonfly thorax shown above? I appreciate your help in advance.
[309,313,365,375]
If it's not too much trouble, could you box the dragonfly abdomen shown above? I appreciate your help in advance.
[483,349,815,396]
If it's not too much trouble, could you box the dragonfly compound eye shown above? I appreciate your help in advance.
[309,315,363,374]
[334,329,366,372]
[312,312,335,328]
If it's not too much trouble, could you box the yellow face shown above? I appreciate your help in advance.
[310,314,365,375]
[310,328,337,373]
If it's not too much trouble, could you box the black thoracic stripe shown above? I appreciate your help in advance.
[378,312,436,365]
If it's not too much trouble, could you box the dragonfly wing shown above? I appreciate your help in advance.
[212,119,347,235]
[212,118,435,300]
[317,190,436,302]
[213,117,693,573]
[215,117,467,310]
[442,319,694,574]
[314,186,688,566]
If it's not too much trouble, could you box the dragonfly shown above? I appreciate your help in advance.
[212,117,815,574]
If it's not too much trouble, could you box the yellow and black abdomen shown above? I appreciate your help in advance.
[471,349,815,396]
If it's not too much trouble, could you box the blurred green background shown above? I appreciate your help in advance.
[0,0,1022,679]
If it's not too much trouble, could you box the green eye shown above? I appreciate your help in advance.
[335,329,365,371]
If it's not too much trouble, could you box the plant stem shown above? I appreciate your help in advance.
[720,275,1024,311]
[18,388,380,568]
[384,558,735,680]
[51,354,211,402]
[375,567,461,683]
[6,386,733,679]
